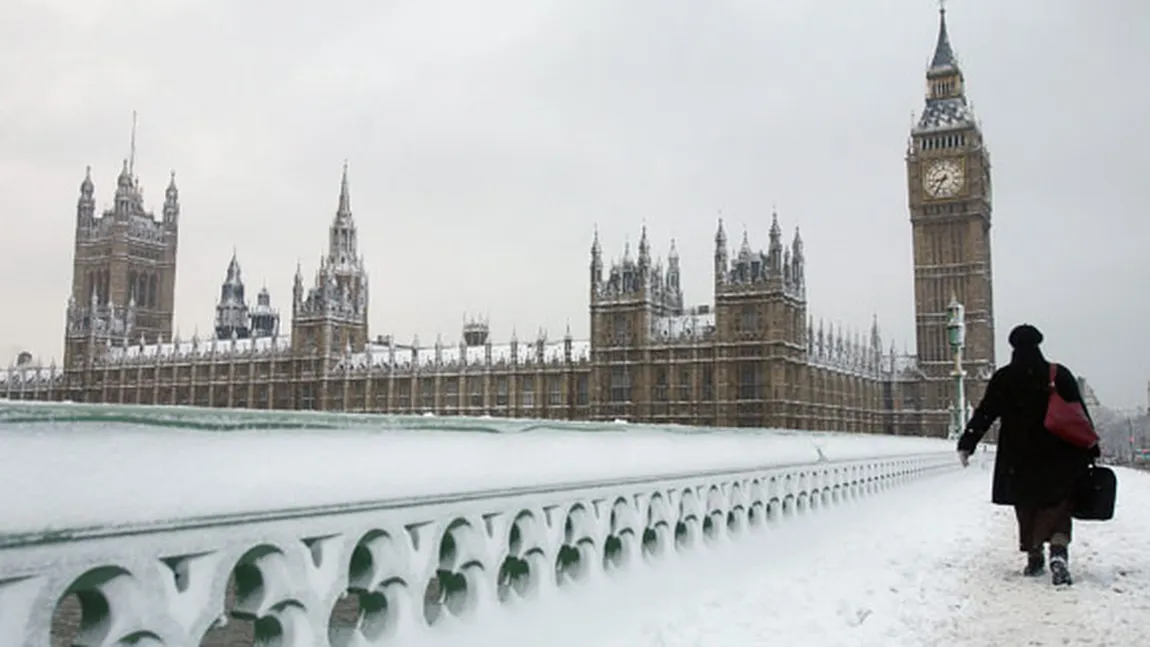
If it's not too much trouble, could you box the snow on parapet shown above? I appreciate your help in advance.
[0,401,959,535]
[336,337,591,373]
[96,330,591,371]
[0,365,63,385]
[104,335,292,363]
[888,352,924,380]
[650,308,716,342]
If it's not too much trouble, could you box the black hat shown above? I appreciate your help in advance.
[1008,324,1044,349]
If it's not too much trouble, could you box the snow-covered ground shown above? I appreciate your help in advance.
[430,458,1150,647]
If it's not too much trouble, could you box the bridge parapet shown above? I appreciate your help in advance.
[0,402,957,646]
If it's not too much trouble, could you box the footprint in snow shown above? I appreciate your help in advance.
[836,602,873,627]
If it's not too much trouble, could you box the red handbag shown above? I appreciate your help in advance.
[1044,363,1099,449]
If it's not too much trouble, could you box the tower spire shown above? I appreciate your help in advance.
[128,110,138,179]
[337,159,351,218]
[930,2,957,71]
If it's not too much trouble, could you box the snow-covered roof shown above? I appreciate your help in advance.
[96,333,591,371]
[336,339,591,372]
[887,354,923,381]
[916,97,972,132]
[0,366,63,385]
[650,312,716,343]
[104,335,292,363]
[127,214,166,243]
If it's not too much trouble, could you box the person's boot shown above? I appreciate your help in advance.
[1049,545,1072,586]
[1023,548,1045,576]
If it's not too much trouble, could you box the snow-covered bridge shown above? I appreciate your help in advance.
[1,402,1145,646]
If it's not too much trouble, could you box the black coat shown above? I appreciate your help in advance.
[957,353,1096,508]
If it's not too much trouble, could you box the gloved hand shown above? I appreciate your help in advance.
[958,450,971,468]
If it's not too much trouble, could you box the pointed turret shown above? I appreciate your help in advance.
[563,321,574,362]
[590,227,603,298]
[714,218,728,285]
[163,170,179,225]
[336,160,352,221]
[328,161,358,267]
[79,166,94,197]
[292,261,304,310]
[791,226,806,293]
[738,229,752,258]
[768,210,783,273]
[225,250,242,285]
[114,159,134,216]
[638,224,650,273]
[250,285,280,338]
[116,159,132,192]
[215,252,250,340]
[77,166,96,223]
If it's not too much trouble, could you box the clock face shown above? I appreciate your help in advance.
[923,158,965,198]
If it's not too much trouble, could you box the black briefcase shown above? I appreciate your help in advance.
[1072,464,1117,521]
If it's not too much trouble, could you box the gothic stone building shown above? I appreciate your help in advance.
[3,9,992,437]
[906,7,996,431]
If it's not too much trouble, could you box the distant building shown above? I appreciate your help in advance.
[4,10,995,436]
[1076,377,1101,410]
[63,162,179,370]
[213,253,280,341]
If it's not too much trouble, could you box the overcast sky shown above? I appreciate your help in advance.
[1,0,1147,408]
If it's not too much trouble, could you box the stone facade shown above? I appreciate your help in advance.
[63,161,179,371]
[2,11,988,438]
[905,7,997,433]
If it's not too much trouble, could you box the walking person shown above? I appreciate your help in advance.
[956,324,1100,586]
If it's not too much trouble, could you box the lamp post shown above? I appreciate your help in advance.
[946,296,968,440]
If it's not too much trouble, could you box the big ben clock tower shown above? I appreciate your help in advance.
[907,6,996,435]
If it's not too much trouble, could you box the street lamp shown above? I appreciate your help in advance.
[946,296,969,440]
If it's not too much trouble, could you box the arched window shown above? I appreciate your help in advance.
[148,274,158,308]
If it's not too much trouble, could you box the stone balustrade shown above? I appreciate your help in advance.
[0,402,958,646]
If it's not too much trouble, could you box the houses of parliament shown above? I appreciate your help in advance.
[1,10,996,437]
